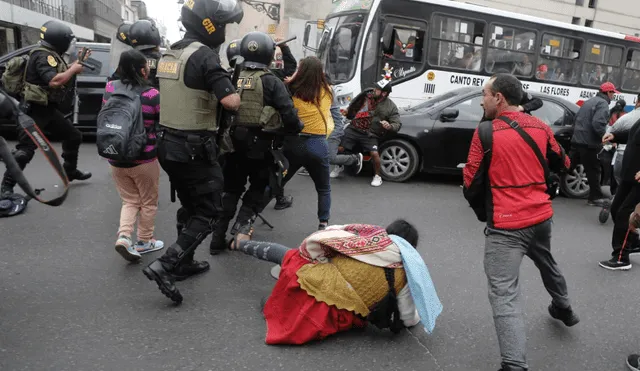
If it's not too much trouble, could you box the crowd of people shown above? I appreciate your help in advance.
[3,0,640,369]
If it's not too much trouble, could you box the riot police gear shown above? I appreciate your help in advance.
[129,19,162,51]
[40,20,75,55]
[108,22,134,79]
[240,32,276,69]
[180,0,244,48]
[226,39,241,68]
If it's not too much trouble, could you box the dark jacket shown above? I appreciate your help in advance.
[346,88,401,136]
[572,92,610,148]
[610,115,640,182]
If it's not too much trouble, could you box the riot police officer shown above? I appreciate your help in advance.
[142,0,243,304]
[209,31,303,254]
[129,19,162,88]
[226,37,297,81]
[0,20,91,197]
[107,22,133,82]
[225,38,241,71]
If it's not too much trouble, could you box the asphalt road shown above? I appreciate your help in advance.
[1,142,638,371]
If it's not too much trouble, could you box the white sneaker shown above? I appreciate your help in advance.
[355,153,364,175]
[115,235,141,262]
[298,168,310,176]
[371,175,383,187]
[330,166,344,178]
[135,239,165,254]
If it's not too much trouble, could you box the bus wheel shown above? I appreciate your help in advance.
[560,164,590,199]
[379,139,419,183]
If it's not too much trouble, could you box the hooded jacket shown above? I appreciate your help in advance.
[572,92,611,148]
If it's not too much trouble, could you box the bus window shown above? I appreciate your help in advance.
[537,34,583,84]
[429,14,485,72]
[485,24,536,77]
[379,25,426,81]
[623,49,640,92]
[581,41,622,87]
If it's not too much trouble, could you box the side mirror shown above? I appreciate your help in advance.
[303,24,311,47]
[440,107,459,121]
[381,24,394,54]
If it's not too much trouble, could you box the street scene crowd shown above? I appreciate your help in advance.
[2,0,640,370]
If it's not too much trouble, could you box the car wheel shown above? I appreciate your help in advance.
[379,139,420,182]
[560,164,590,199]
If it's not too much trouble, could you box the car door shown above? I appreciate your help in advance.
[430,93,484,171]
[530,98,574,151]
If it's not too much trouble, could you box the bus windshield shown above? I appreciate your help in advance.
[318,12,366,84]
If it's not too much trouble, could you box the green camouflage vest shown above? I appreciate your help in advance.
[236,69,282,131]
[156,41,218,131]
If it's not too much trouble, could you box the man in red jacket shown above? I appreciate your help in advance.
[463,74,579,371]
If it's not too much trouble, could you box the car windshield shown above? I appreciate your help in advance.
[407,88,477,112]
[318,12,366,84]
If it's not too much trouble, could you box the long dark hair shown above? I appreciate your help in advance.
[117,49,149,87]
[287,56,333,105]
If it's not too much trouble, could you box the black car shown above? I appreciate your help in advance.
[0,42,111,133]
[377,87,590,199]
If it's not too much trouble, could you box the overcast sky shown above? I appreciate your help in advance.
[145,0,183,44]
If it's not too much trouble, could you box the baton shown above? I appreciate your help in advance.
[276,36,297,47]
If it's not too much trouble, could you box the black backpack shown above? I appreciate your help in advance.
[97,81,148,162]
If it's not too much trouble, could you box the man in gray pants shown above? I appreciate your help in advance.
[463,74,579,371]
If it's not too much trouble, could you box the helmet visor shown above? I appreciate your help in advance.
[108,35,133,77]
[208,0,244,24]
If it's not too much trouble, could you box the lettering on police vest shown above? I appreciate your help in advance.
[203,18,216,35]
[539,85,570,97]
[449,74,485,87]
[237,77,254,89]
[579,90,596,99]
[147,58,157,69]
[156,61,180,79]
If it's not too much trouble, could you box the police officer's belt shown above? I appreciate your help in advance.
[160,126,217,139]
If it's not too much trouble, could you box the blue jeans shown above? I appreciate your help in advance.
[283,135,331,222]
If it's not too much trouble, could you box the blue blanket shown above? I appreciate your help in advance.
[390,235,443,334]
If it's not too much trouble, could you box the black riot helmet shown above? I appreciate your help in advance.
[129,19,162,51]
[240,32,276,69]
[226,39,241,67]
[181,0,244,48]
[40,20,75,55]
[116,22,133,46]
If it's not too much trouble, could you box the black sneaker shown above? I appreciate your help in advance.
[627,354,640,371]
[274,195,293,210]
[598,258,632,271]
[548,303,580,327]
[587,198,607,207]
[66,169,92,182]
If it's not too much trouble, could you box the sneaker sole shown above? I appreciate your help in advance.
[136,244,165,255]
[627,358,640,371]
[355,154,364,175]
[115,244,141,262]
[142,266,183,304]
[598,262,632,270]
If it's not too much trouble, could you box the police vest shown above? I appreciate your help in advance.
[235,69,282,131]
[23,48,68,106]
[156,41,218,131]
[143,50,160,89]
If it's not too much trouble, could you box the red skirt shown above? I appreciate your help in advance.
[263,249,366,345]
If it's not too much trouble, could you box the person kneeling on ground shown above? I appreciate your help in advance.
[233,220,443,344]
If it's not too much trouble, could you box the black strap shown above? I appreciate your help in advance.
[497,115,551,182]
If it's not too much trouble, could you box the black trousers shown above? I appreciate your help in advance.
[570,145,604,201]
[610,180,640,262]
[2,103,82,186]
[217,150,271,235]
[156,133,224,265]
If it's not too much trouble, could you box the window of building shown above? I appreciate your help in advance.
[623,49,640,92]
[581,41,622,87]
[585,19,593,27]
[485,24,536,77]
[575,0,584,5]
[0,26,16,56]
[536,33,583,83]
[588,0,597,8]
[429,14,485,72]
[572,17,581,25]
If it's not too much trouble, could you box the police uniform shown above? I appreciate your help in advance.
[209,31,302,254]
[0,21,90,197]
[142,0,244,304]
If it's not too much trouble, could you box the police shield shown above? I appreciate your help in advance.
[108,23,133,77]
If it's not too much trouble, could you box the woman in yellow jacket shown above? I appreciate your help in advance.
[281,57,334,230]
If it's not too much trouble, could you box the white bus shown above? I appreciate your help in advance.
[303,0,640,110]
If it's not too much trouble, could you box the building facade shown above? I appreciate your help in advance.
[121,0,138,23]
[455,0,640,36]
[75,0,123,42]
[0,0,94,56]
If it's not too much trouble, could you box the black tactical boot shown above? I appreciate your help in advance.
[66,168,92,182]
[274,195,293,210]
[142,245,183,304]
[172,251,210,282]
[209,229,227,255]
[1,177,14,198]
